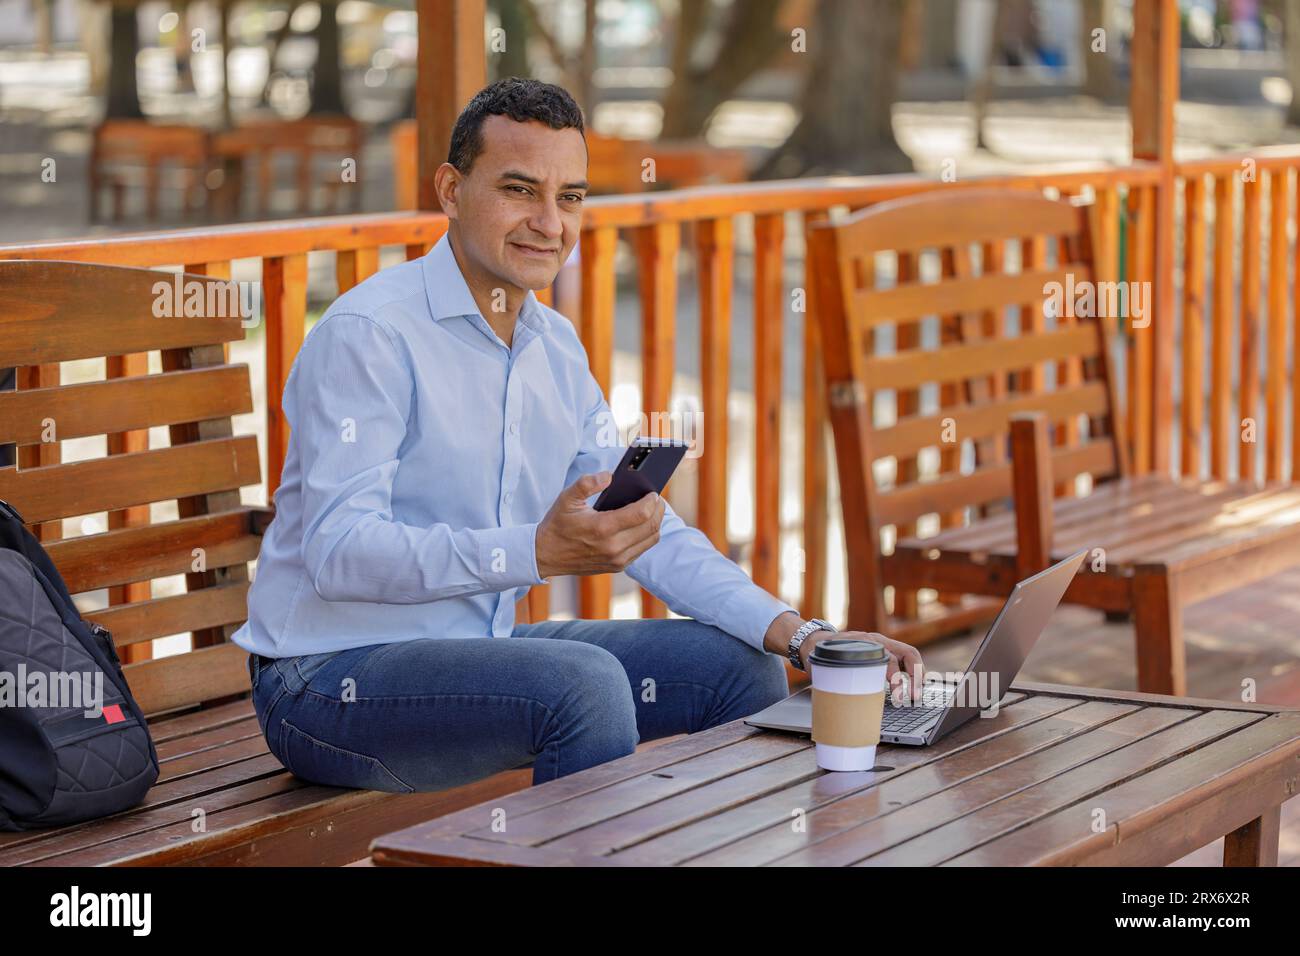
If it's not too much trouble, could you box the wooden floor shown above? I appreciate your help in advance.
[917,564,1300,866]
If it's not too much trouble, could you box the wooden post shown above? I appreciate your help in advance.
[1128,0,1179,475]
[1009,413,1053,580]
[696,218,733,555]
[415,0,487,212]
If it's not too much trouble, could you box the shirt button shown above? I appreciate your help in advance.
[509,421,519,435]
[504,491,513,504]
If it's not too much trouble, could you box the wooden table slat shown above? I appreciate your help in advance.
[942,711,1300,866]
[467,733,811,847]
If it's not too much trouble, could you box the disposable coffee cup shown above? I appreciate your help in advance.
[809,638,890,772]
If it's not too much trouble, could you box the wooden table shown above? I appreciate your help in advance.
[370,682,1300,866]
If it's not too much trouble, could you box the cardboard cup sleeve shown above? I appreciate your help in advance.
[811,687,885,748]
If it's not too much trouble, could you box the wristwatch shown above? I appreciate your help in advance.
[787,618,837,671]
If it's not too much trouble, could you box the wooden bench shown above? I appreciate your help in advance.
[807,187,1300,697]
[211,116,364,219]
[371,683,1300,866]
[89,121,212,223]
[0,260,532,865]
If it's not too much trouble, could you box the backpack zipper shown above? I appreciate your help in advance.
[0,498,24,523]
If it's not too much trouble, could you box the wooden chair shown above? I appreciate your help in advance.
[0,261,530,865]
[89,120,211,222]
[211,115,364,219]
[584,132,749,194]
[808,187,1300,697]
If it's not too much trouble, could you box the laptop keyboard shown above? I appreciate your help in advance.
[879,686,954,735]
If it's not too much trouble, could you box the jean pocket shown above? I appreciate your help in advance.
[276,718,414,793]
[291,651,337,688]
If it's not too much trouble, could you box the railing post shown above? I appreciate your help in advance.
[1126,184,1155,475]
[578,226,617,619]
[337,247,380,294]
[1265,168,1290,481]
[1128,0,1179,475]
[752,213,784,596]
[634,221,680,618]
[1211,175,1234,480]
[1239,171,1262,481]
[696,217,733,555]
[263,253,308,499]
[800,211,829,622]
[1292,175,1300,483]
[1181,175,1207,479]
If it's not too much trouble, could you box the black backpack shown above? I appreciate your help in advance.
[0,498,159,831]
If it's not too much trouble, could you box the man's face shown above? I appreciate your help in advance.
[440,115,588,293]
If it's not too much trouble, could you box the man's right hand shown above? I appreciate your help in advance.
[534,472,667,579]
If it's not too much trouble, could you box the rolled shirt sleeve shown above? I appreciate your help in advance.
[563,369,798,652]
[291,313,545,604]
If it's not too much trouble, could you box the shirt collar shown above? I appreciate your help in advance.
[421,231,552,336]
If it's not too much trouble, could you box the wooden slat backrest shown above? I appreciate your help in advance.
[808,189,1129,627]
[94,121,211,165]
[0,261,260,715]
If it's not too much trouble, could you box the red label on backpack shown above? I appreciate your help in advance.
[102,704,125,724]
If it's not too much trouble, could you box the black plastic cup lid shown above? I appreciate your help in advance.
[808,638,888,667]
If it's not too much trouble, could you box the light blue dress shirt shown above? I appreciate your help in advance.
[232,232,797,659]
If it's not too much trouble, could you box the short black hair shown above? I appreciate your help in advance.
[447,77,585,174]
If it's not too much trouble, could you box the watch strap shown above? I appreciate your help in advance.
[787,618,836,671]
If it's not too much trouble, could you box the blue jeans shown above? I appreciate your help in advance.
[248,617,789,792]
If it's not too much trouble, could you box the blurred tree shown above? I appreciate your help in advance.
[971,0,1010,150]
[311,0,347,114]
[1081,0,1117,101]
[106,0,144,118]
[659,0,789,139]
[520,0,598,115]
[921,0,959,68]
[1287,0,1300,124]
[757,0,911,177]
[261,3,300,107]
[490,0,531,81]
[82,0,111,95]
[172,2,196,95]
[33,0,54,54]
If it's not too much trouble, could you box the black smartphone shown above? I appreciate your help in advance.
[592,437,689,512]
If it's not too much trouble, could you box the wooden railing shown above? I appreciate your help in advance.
[1170,149,1300,484]
[12,154,1292,638]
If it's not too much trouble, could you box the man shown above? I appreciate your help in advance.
[233,77,924,793]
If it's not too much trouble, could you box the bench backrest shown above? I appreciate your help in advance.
[0,261,261,716]
[806,188,1129,624]
[212,115,363,157]
[93,120,211,166]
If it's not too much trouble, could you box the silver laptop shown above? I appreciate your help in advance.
[744,549,1087,746]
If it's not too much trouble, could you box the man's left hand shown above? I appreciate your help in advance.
[763,612,925,705]
[799,630,924,705]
